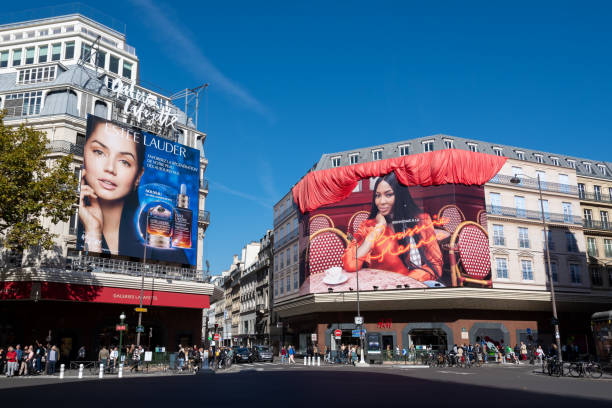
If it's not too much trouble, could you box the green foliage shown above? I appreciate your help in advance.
[0,112,78,249]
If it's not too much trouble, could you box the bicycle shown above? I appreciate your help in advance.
[568,361,603,379]
[546,357,564,377]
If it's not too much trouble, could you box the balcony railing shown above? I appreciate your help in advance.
[42,255,208,282]
[200,178,209,191]
[583,220,612,232]
[198,211,210,224]
[488,174,577,195]
[47,140,84,156]
[579,191,612,204]
[274,228,299,249]
[486,205,582,225]
[273,205,296,226]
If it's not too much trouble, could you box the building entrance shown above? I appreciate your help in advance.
[409,329,448,351]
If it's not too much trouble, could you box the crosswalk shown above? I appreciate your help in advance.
[226,361,333,372]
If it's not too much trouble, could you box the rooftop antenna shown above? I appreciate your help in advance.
[170,84,208,129]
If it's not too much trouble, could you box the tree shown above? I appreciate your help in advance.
[0,112,77,250]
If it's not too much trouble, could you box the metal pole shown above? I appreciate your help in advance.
[137,212,149,348]
[354,235,365,364]
[118,314,124,368]
[537,174,563,362]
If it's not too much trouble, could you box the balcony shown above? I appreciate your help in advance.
[579,191,612,205]
[486,205,582,225]
[488,174,577,195]
[274,228,299,249]
[47,141,84,156]
[583,220,612,232]
[273,205,296,226]
[198,211,210,224]
[200,178,209,191]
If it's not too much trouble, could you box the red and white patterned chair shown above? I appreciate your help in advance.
[307,228,349,276]
[437,204,466,235]
[347,211,370,237]
[309,214,334,237]
[477,209,487,229]
[449,221,492,287]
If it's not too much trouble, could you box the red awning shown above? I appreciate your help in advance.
[292,149,507,213]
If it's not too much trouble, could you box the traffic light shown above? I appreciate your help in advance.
[214,324,218,332]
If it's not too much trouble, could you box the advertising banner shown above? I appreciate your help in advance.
[77,115,199,266]
[294,150,507,294]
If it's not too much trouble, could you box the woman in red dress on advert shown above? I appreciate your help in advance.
[342,171,442,282]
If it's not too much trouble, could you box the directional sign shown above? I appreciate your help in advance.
[136,325,145,333]
[116,324,127,331]
[352,329,366,338]
[135,307,148,313]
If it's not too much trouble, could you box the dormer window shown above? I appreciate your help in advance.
[598,164,608,176]
[534,154,544,164]
[349,153,359,165]
[398,144,410,156]
[583,162,592,173]
[331,156,341,167]
[550,157,559,166]
[467,143,478,152]
[567,159,576,169]
[423,140,434,152]
[443,139,454,149]
[492,147,503,156]
[515,151,525,160]
[372,149,383,161]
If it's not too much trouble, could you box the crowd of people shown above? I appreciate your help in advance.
[0,343,60,377]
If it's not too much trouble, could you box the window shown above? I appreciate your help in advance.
[605,239,612,257]
[39,29,48,37]
[64,41,75,59]
[514,196,526,218]
[591,267,603,286]
[515,151,525,160]
[399,145,410,156]
[521,260,533,281]
[280,278,285,294]
[546,262,558,283]
[349,153,359,164]
[0,51,8,68]
[550,157,560,166]
[562,202,573,223]
[12,49,22,66]
[274,255,278,272]
[443,139,454,149]
[493,224,505,246]
[286,276,290,292]
[542,229,554,250]
[467,143,478,152]
[495,258,508,279]
[331,156,341,167]
[594,185,602,201]
[583,162,592,173]
[4,91,43,117]
[14,33,23,40]
[274,280,278,296]
[602,211,610,230]
[610,188,612,202]
[566,232,578,252]
[285,248,290,265]
[534,154,544,164]
[51,43,61,61]
[26,30,35,38]
[25,47,35,64]
[52,27,61,34]
[598,164,608,176]
[423,141,434,152]
[489,192,501,214]
[570,264,581,283]
[587,237,598,257]
[493,147,503,156]
[584,209,593,227]
[577,183,585,199]
[279,249,284,268]
[293,272,298,289]
[38,45,48,63]
[17,66,57,85]
[558,174,569,193]
[81,43,91,62]
[518,227,530,248]
[372,149,383,161]
[65,25,74,32]
[567,159,576,169]
[105,55,120,74]
[538,199,550,220]
[122,61,133,79]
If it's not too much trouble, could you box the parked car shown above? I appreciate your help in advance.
[233,347,255,364]
[253,345,274,362]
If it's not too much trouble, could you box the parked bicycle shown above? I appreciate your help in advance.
[568,361,603,379]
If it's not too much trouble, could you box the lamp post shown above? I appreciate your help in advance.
[510,173,563,362]
[136,211,150,348]
[347,233,367,365]
[118,312,126,366]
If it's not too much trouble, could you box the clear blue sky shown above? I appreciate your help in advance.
[3,1,612,274]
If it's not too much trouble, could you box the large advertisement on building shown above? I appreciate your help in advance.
[294,150,506,294]
[76,115,199,266]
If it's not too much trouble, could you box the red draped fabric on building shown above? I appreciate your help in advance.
[292,150,507,213]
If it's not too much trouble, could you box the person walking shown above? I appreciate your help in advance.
[98,345,110,371]
[280,346,287,364]
[177,345,185,371]
[47,346,58,375]
[110,346,118,373]
[6,347,17,377]
[288,345,295,364]
[77,346,86,361]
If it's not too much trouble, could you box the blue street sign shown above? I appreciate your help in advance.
[526,328,532,335]
[351,329,366,337]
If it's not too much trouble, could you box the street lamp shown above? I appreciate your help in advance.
[118,312,126,367]
[136,211,150,348]
[510,173,563,362]
[346,233,367,366]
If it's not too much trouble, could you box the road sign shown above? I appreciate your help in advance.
[334,329,342,338]
[116,324,127,331]
[352,329,366,338]
[311,333,317,341]
[135,307,148,313]
[136,325,145,333]
[213,333,220,341]
[526,328,532,335]
[354,316,364,325]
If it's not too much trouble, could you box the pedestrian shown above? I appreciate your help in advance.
[288,345,295,364]
[77,345,86,361]
[47,346,58,375]
[129,345,140,372]
[280,346,287,364]
[202,347,209,369]
[351,346,358,365]
[520,342,527,362]
[177,345,185,371]
[99,345,109,371]
[110,346,118,373]
[6,346,17,377]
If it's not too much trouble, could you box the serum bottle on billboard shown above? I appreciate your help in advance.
[173,183,193,248]
[147,205,173,248]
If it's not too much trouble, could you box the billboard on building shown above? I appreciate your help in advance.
[76,115,199,266]
[293,150,506,294]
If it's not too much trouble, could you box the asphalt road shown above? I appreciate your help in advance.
[1,364,611,407]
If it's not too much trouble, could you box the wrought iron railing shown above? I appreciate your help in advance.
[47,140,84,156]
[488,174,577,195]
[579,191,612,204]
[486,205,582,225]
[274,228,298,249]
[200,178,209,191]
[273,206,296,226]
[583,220,612,232]
[198,211,210,224]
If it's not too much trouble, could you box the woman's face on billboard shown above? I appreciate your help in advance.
[83,123,141,202]
[375,180,395,217]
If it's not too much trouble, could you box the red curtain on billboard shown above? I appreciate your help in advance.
[292,150,507,213]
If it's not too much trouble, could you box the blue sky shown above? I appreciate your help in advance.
[3,1,612,274]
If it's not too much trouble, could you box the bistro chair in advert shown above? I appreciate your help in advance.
[309,214,334,237]
[347,210,370,237]
[307,228,349,276]
[449,221,492,288]
[437,204,466,235]
[476,209,488,229]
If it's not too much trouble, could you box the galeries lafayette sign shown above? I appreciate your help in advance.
[110,77,179,130]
